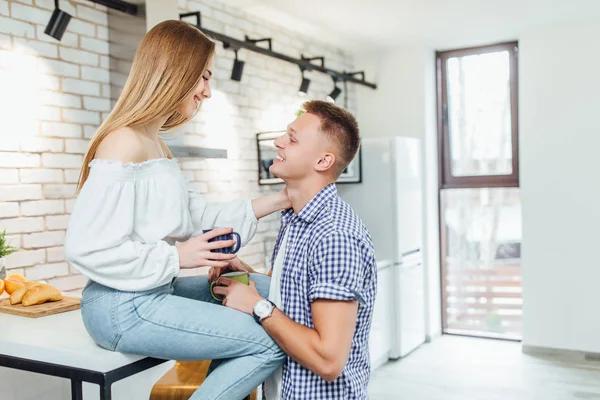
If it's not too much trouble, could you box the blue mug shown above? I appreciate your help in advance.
[203,230,241,254]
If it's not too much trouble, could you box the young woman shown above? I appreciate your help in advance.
[64,20,288,400]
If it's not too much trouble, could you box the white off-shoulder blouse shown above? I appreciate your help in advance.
[64,158,258,291]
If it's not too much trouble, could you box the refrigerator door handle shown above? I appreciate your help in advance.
[399,261,422,270]
[401,248,421,258]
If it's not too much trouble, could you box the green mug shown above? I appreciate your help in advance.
[210,271,249,301]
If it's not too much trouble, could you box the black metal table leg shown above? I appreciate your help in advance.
[0,353,166,400]
[100,383,112,400]
[71,379,83,400]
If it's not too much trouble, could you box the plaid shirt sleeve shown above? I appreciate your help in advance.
[307,231,367,304]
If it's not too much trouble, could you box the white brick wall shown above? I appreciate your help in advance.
[62,109,101,125]
[60,47,99,67]
[62,78,101,96]
[4,248,46,269]
[0,138,19,152]
[65,139,89,154]
[23,231,65,249]
[76,4,107,26]
[0,217,44,234]
[40,122,83,139]
[0,152,40,167]
[0,169,19,184]
[20,169,64,184]
[46,246,64,262]
[46,214,70,230]
[21,199,64,216]
[13,37,58,58]
[0,202,20,218]
[43,184,77,199]
[42,153,83,168]
[0,185,42,201]
[25,262,69,281]
[10,3,51,25]
[0,0,356,291]
[81,65,110,83]
[0,16,35,38]
[0,0,112,290]
[37,59,79,77]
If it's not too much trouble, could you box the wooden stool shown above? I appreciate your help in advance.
[149,360,257,400]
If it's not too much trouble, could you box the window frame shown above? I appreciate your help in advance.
[436,42,520,189]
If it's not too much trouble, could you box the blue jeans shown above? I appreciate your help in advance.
[80,274,284,400]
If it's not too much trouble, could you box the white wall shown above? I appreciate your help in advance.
[520,19,600,354]
[145,0,178,31]
[354,46,442,339]
[0,0,112,292]
[356,18,600,353]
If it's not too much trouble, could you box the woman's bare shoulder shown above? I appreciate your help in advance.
[95,127,147,163]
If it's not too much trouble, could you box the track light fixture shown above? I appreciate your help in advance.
[326,77,342,102]
[301,55,325,68]
[231,49,245,82]
[179,11,377,91]
[327,86,342,102]
[298,68,310,96]
[45,0,72,41]
[344,71,366,81]
[88,0,138,15]
[245,35,272,50]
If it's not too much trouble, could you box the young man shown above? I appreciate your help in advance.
[212,100,377,399]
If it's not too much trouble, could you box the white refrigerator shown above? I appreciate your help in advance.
[338,136,426,361]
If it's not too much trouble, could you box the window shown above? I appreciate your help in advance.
[438,42,519,188]
[437,42,522,339]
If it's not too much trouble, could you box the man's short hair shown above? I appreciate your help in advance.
[302,100,360,177]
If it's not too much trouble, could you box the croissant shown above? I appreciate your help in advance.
[9,281,42,305]
[21,284,63,307]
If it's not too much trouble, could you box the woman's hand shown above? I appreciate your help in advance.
[177,228,236,269]
[278,187,292,210]
[250,186,292,219]
[208,257,257,282]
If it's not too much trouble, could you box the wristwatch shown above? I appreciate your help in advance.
[253,299,276,324]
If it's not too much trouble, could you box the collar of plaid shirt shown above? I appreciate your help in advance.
[284,183,337,221]
[272,183,337,268]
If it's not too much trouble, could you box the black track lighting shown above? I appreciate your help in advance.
[298,68,310,95]
[45,0,72,41]
[231,50,245,82]
[327,85,342,103]
[245,35,272,50]
[299,77,310,95]
[301,55,325,68]
[180,11,377,91]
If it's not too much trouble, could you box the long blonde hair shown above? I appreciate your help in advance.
[77,20,216,190]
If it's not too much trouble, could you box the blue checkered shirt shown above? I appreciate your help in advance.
[271,184,377,400]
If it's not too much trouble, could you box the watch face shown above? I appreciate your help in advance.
[255,300,273,317]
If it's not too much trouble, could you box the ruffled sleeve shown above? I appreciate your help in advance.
[64,161,180,291]
[188,189,258,247]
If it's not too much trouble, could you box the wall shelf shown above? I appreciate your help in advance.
[167,145,227,159]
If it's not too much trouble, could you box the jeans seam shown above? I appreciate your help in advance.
[109,290,124,350]
[80,291,111,305]
[80,282,112,305]
[131,295,278,352]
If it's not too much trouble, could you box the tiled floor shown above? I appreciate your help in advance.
[369,336,600,400]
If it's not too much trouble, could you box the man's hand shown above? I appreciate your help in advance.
[213,277,264,315]
[208,257,257,283]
